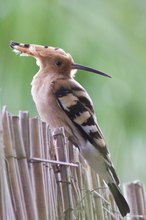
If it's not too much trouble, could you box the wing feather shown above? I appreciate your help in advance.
[54,84,111,163]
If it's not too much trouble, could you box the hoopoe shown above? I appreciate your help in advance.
[10,41,130,217]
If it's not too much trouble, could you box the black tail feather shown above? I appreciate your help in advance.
[108,183,130,217]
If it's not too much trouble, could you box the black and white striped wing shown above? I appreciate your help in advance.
[54,85,110,162]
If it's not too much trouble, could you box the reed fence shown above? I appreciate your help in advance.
[0,107,146,220]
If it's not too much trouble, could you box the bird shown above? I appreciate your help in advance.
[10,41,130,217]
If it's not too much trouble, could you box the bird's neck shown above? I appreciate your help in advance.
[31,69,72,87]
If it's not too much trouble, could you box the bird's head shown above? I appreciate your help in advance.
[10,41,111,78]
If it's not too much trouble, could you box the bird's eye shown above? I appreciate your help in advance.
[55,60,62,67]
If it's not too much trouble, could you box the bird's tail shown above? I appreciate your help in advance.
[108,182,130,217]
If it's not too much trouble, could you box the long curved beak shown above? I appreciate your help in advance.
[72,63,111,78]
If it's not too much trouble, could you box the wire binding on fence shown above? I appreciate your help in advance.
[29,157,79,167]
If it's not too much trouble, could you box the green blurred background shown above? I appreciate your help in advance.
[0,0,146,184]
